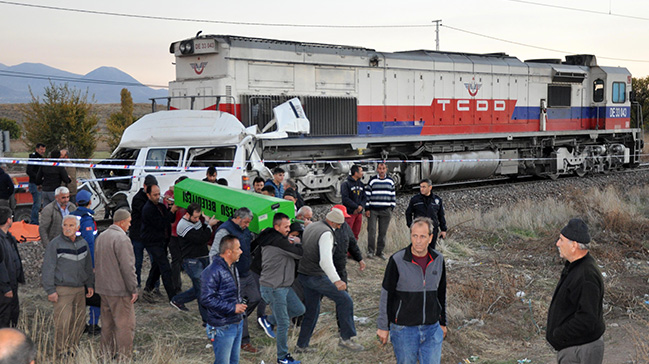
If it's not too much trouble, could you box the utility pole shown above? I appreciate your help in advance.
[432,19,442,51]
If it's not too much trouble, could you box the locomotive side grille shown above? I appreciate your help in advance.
[548,84,571,107]
[240,95,357,136]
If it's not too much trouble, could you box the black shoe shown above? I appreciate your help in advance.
[152,288,163,297]
[84,324,101,336]
[170,300,189,312]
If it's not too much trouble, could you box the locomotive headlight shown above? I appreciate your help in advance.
[179,40,194,55]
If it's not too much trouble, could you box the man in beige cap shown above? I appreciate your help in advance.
[94,209,138,361]
[296,208,364,352]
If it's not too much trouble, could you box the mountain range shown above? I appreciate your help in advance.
[0,62,168,103]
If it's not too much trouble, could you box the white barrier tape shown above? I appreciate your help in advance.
[3,155,634,170]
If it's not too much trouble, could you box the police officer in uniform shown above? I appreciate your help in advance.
[405,178,447,249]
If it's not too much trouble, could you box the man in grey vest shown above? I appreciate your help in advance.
[296,208,363,352]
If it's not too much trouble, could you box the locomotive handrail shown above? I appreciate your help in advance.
[149,95,237,117]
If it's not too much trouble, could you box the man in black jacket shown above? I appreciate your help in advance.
[547,218,605,364]
[405,178,447,249]
[0,207,24,328]
[0,168,14,214]
[141,184,178,302]
[36,150,71,208]
[130,175,157,287]
[170,203,217,317]
[26,143,45,224]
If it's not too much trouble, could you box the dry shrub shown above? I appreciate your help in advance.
[569,185,649,254]
[447,198,576,245]
[449,262,524,321]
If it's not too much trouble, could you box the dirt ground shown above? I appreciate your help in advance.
[17,220,649,364]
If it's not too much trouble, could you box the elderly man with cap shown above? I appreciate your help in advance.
[95,209,138,361]
[296,208,364,352]
[331,205,365,285]
[547,218,605,364]
[70,190,101,336]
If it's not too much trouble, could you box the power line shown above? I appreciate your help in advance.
[3,0,648,65]
[442,24,649,63]
[0,69,168,88]
[0,1,435,28]
[503,0,649,21]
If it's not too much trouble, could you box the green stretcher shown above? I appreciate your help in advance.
[173,178,295,234]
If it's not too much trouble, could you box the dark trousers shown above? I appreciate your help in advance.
[29,183,41,225]
[557,337,604,364]
[367,209,392,255]
[168,236,183,292]
[296,274,356,348]
[144,243,177,301]
[432,228,439,250]
[240,273,261,345]
[0,288,19,328]
[132,240,156,287]
[251,271,267,319]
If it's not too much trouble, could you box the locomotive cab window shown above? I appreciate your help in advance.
[548,84,571,107]
[612,82,626,103]
[593,79,604,103]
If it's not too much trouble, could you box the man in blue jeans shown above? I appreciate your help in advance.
[257,213,305,364]
[170,203,218,319]
[201,235,247,364]
[377,217,447,364]
[296,209,364,352]
[26,143,45,225]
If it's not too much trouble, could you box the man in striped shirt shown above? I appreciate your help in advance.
[364,163,396,260]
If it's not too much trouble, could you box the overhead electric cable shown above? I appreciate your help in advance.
[0,1,435,28]
[442,24,649,63]
[503,0,649,21]
[2,0,648,63]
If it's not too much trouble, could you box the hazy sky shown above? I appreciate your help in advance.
[1,0,648,88]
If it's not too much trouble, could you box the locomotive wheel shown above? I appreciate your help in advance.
[547,173,560,180]
[575,168,587,177]
[323,190,342,204]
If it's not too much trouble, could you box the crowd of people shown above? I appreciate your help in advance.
[0,145,607,364]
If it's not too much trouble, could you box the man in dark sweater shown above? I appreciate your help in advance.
[0,207,24,328]
[129,175,157,287]
[27,143,45,224]
[405,178,447,249]
[340,165,366,240]
[0,168,14,213]
[170,203,217,318]
[36,150,71,208]
[546,218,605,364]
[141,184,178,302]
